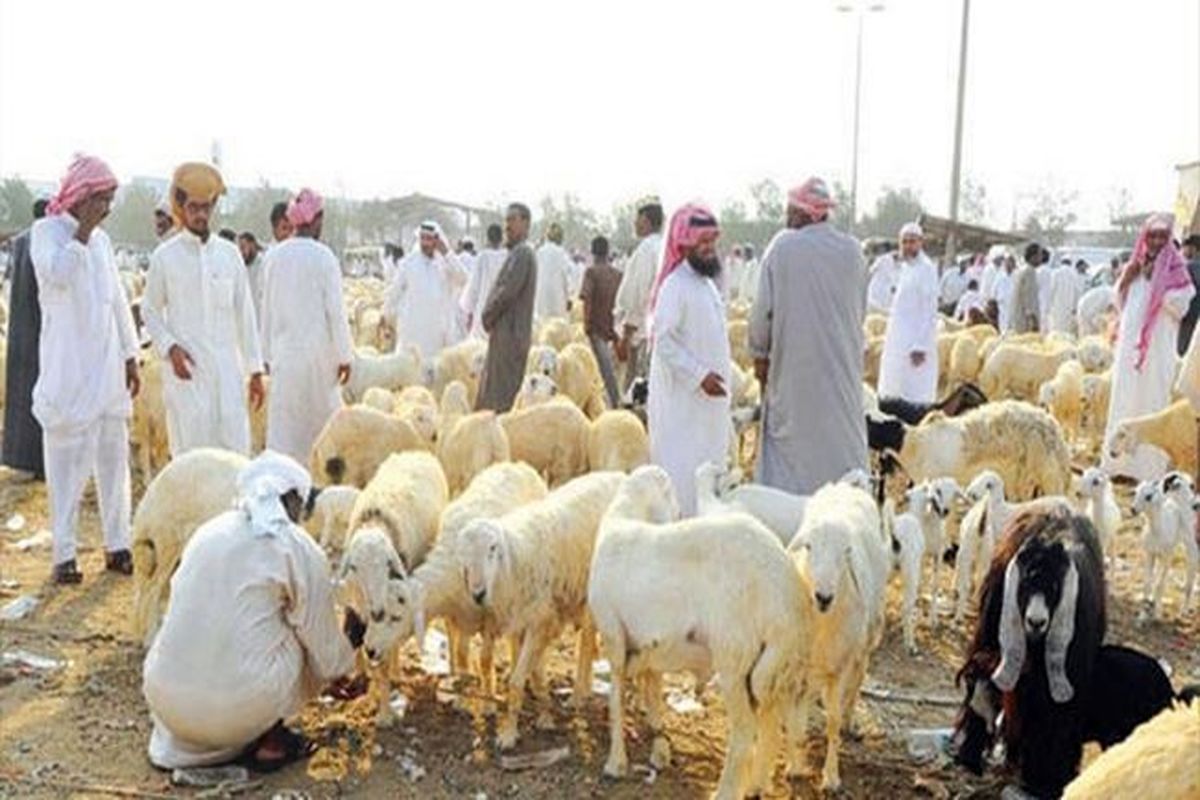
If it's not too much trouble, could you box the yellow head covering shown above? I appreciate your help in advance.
[170,162,226,224]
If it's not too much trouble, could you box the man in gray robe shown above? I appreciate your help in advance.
[749,178,867,494]
[2,199,49,477]
[476,203,537,412]
[1009,242,1045,333]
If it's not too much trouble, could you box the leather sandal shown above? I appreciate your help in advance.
[52,559,84,585]
[105,549,134,575]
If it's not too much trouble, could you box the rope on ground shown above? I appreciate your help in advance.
[0,774,176,799]
[861,686,961,707]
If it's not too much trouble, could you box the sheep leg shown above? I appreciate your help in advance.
[1142,551,1156,606]
[601,629,629,778]
[572,619,596,712]
[713,674,755,800]
[1181,535,1198,615]
[928,527,944,626]
[747,700,782,799]
[479,632,497,699]
[641,671,671,770]
[447,620,470,678]
[1151,556,1169,618]
[784,684,813,779]
[497,626,546,750]
[902,563,919,655]
[820,671,847,791]
[954,534,976,623]
[840,655,869,739]
[373,646,400,728]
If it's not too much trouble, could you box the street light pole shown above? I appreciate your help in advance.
[839,2,884,235]
[946,0,971,264]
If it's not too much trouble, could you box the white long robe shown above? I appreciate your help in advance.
[866,253,901,315]
[1037,267,1053,329]
[384,249,467,359]
[739,258,762,306]
[991,271,1015,331]
[461,247,507,339]
[1047,267,1086,334]
[1102,276,1195,480]
[144,230,263,457]
[534,241,573,320]
[261,237,355,464]
[648,264,732,516]
[878,253,939,403]
[246,253,267,329]
[143,510,353,769]
[613,232,663,345]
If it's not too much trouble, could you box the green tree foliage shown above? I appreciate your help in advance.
[858,185,925,239]
[1020,184,1079,247]
[0,178,37,234]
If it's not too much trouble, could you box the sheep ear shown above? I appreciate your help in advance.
[1045,560,1079,703]
[991,556,1026,692]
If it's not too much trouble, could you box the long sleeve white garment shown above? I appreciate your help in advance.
[991,271,1015,332]
[877,253,940,403]
[460,246,508,338]
[739,258,762,305]
[246,253,267,329]
[144,230,263,457]
[648,264,733,517]
[612,232,663,344]
[954,288,987,321]
[384,250,468,359]
[30,215,139,434]
[1047,267,1086,334]
[1037,267,1054,328]
[866,253,901,315]
[939,268,969,307]
[143,510,353,769]
[533,241,572,320]
[261,237,354,463]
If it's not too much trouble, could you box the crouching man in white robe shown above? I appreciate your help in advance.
[142,452,358,770]
[877,222,939,404]
[143,163,265,457]
[648,204,732,516]
[31,154,141,584]
[261,189,354,464]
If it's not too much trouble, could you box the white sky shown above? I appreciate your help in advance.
[1,0,1197,228]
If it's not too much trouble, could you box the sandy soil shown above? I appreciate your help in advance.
[1,466,1197,800]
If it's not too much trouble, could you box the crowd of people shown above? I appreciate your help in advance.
[2,150,1199,778]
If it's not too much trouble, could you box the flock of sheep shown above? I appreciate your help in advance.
[5,271,1199,798]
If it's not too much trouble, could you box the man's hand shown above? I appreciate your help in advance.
[249,372,266,411]
[700,371,727,397]
[73,195,109,244]
[337,363,351,385]
[614,336,629,363]
[754,358,770,387]
[168,344,195,380]
[125,358,140,399]
[910,350,927,367]
[435,237,448,256]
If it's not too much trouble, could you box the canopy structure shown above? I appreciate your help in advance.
[916,213,1025,257]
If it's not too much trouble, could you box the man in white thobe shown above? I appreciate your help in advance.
[725,245,746,303]
[30,155,140,584]
[534,222,573,321]
[383,220,468,359]
[878,223,940,404]
[866,247,901,315]
[1103,214,1195,481]
[261,189,354,464]
[143,163,264,458]
[991,257,1017,331]
[143,452,356,770]
[939,260,970,314]
[613,197,664,391]
[738,244,762,306]
[648,204,731,516]
[238,231,266,325]
[461,223,507,339]
[1047,258,1088,335]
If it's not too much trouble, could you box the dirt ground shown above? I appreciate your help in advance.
[2,465,1197,800]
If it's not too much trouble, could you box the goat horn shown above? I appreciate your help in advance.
[991,556,1026,692]
[1045,560,1079,703]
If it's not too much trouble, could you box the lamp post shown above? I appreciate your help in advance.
[945,0,972,264]
[837,1,885,234]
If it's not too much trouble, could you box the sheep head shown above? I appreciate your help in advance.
[929,477,966,517]
[1108,423,1135,460]
[1131,480,1164,517]
[519,373,558,406]
[455,519,507,606]
[793,517,856,614]
[440,380,470,416]
[1076,467,1109,501]
[616,465,680,524]
[966,470,1004,505]
[362,574,426,662]
[341,525,408,655]
[991,538,1081,703]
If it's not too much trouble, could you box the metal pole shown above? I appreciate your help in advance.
[849,9,865,234]
[946,0,971,264]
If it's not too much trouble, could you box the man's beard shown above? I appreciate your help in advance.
[688,253,721,279]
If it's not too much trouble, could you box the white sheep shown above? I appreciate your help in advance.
[694,460,809,547]
[525,344,559,377]
[131,448,248,645]
[360,386,396,414]
[1075,467,1121,562]
[499,399,591,487]
[555,341,608,418]
[437,410,511,496]
[979,341,1076,402]
[430,338,487,406]
[953,470,1012,624]
[303,484,361,551]
[1077,336,1113,373]
[586,409,649,473]
[1076,285,1117,337]
[344,344,423,403]
[787,482,890,791]
[883,498,924,655]
[590,465,807,799]
[310,405,428,488]
[904,477,963,624]
[511,372,559,411]
[1133,477,1199,618]
[455,471,623,749]
[361,462,548,697]
[1081,371,1112,445]
[1109,400,1197,477]
[130,354,169,479]
[1038,359,1085,442]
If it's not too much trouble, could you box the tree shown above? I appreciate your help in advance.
[0,178,36,234]
[859,185,924,239]
[960,177,990,225]
[1020,183,1078,247]
[535,193,602,253]
[748,179,784,224]
[104,183,161,249]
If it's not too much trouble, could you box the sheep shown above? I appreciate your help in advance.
[394,388,439,448]
[1039,359,1085,442]
[726,318,751,371]
[787,482,890,791]
[361,462,548,697]
[310,405,428,488]
[555,341,608,418]
[456,471,624,749]
[344,344,423,403]
[589,465,808,799]
[883,498,925,654]
[586,409,649,473]
[431,338,487,405]
[1080,371,1112,443]
[952,505,1106,797]
[954,470,1012,624]
[511,372,559,410]
[1076,285,1117,337]
[1063,699,1199,800]
[302,484,361,551]
[979,341,1076,401]
[537,316,576,351]
[1077,336,1113,373]
[905,477,963,624]
[1132,476,1198,617]
[131,448,248,645]
[1108,399,1198,476]
[694,460,809,547]
[130,354,169,479]
[1075,467,1121,562]
[499,399,590,487]
[360,386,395,414]
[340,452,449,725]
[525,344,558,377]
[863,335,885,386]
[437,411,511,496]
[896,400,1072,500]
[947,334,984,388]
[437,379,471,443]
[876,382,989,425]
